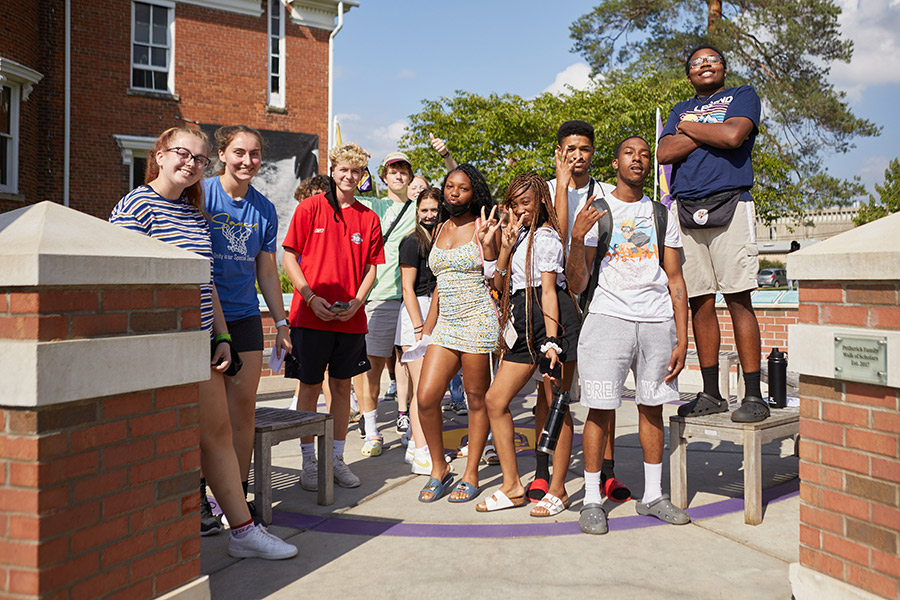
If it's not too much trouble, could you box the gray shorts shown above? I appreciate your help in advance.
[364,299,403,357]
[578,314,679,410]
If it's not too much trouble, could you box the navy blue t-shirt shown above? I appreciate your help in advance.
[660,85,761,200]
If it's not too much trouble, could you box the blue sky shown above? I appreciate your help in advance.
[333,0,900,198]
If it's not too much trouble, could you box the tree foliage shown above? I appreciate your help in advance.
[853,158,900,226]
[569,0,879,211]
[401,71,825,223]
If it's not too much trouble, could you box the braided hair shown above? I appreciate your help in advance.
[498,172,579,361]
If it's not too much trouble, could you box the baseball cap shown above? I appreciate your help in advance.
[382,151,411,168]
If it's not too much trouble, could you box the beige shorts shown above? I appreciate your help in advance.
[677,200,758,298]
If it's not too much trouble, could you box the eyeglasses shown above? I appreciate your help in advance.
[166,147,211,168]
[688,55,724,69]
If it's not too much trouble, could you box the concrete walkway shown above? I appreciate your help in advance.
[201,377,799,600]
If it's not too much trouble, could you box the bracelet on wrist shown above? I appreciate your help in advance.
[496,266,508,277]
[274,318,289,328]
[440,151,449,158]
[305,292,316,306]
[214,333,232,345]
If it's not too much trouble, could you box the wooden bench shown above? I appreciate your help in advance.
[669,407,799,525]
[253,407,334,525]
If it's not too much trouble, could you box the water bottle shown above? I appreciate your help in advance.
[537,391,570,454]
[767,348,787,408]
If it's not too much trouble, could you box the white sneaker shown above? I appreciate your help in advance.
[333,455,360,488]
[227,524,298,560]
[350,389,359,413]
[300,457,318,491]
[405,439,416,464]
[411,446,432,475]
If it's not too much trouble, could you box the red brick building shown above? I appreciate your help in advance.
[1,0,356,218]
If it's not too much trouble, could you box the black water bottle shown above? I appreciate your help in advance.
[537,391,570,454]
[768,348,787,408]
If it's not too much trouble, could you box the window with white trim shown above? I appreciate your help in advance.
[114,134,156,191]
[0,57,42,195]
[131,0,175,93]
[268,0,285,108]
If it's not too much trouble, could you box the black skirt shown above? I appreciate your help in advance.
[503,285,581,364]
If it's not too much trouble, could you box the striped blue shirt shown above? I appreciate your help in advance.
[110,185,214,332]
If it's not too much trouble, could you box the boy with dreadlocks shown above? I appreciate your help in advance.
[282,142,385,491]
[567,136,689,534]
[473,173,582,515]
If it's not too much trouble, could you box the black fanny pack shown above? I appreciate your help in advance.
[676,188,748,229]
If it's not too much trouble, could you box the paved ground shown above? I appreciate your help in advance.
[201,374,800,600]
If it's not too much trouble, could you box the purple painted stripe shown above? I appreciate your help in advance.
[270,479,799,538]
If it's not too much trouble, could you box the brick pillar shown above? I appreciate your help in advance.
[0,202,211,600]
[788,213,900,600]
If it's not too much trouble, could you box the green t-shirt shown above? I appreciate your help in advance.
[356,196,417,301]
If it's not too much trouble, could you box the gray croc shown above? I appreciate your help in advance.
[579,503,608,534]
[731,396,770,423]
[636,494,691,525]
[677,392,728,417]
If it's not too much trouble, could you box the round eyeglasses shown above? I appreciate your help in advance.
[166,147,211,169]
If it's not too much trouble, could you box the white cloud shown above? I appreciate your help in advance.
[857,155,891,190]
[335,118,409,174]
[830,0,900,96]
[395,69,417,79]
[541,62,599,95]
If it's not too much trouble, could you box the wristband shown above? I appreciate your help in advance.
[440,151,450,158]
[214,333,232,345]
[305,292,316,306]
[496,266,508,277]
[274,318,289,328]
[414,325,424,332]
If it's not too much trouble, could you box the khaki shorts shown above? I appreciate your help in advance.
[677,200,758,298]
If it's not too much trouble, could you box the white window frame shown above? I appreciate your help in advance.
[268,0,286,108]
[0,57,43,195]
[130,0,176,94]
[114,134,157,190]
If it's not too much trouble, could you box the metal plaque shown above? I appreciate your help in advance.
[834,335,887,384]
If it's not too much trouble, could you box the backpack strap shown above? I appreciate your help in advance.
[577,195,613,314]
[651,200,668,266]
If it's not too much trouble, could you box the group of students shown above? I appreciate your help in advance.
[108,43,767,549]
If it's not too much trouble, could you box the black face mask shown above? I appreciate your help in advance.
[420,221,436,232]
[442,198,471,218]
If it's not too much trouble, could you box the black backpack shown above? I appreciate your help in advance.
[577,196,669,313]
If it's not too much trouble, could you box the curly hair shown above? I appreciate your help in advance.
[294,175,331,204]
[556,120,594,145]
[437,163,495,223]
[145,127,209,212]
[328,143,369,169]
[497,172,579,360]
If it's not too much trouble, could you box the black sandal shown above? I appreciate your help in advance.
[677,392,728,417]
[731,396,770,423]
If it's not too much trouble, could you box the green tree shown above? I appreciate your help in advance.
[569,0,879,211]
[401,71,812,223]
[854,158,900,226]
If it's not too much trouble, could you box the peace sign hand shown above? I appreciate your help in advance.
[477,205,500,250]
[500,211,525,253]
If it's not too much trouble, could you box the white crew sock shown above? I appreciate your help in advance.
[642,462,663,504]
[363,409,378,437]
[300,443,316,465]
[405,439,416,464]
[288,395,298,411]
[333,439,346,458]
[584,470,602,505]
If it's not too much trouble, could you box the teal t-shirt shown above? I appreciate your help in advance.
[356,196,416,301]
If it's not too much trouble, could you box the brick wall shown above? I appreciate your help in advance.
[1,2,330,218]
[796,281,900,599]
[0,284,204,599]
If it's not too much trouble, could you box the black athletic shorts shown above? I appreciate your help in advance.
[225,314,264,353]
[284,327,370,384]
[503,286,581,364]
